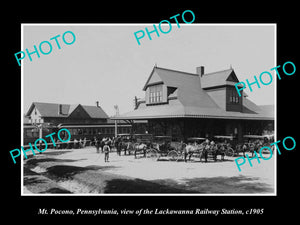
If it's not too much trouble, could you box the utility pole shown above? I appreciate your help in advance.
[114,105,119,137]
[32,123,43,153]
[32,122,59,152]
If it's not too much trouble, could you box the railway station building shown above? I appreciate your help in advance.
[113,65,274,143]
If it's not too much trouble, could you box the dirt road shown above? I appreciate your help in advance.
[23,147,275,195]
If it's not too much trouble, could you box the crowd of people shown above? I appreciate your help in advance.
[48,137,88,149]
[51,134,271,163]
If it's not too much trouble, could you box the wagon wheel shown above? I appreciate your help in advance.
[134,149,142,158]
[225,147,234,157]
[146,148,158,160]
[167,150,179,161]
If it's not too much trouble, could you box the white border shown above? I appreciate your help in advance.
[21,23,277,197]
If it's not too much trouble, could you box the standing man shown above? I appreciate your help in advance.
[101,137,106,153]
[203,139,210,163]
[103,142,110,162]
[94,137,100,153]
[115,136,121,156]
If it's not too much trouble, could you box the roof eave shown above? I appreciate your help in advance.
[113,114,274,121]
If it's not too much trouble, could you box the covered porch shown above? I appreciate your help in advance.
[120,117,274,144]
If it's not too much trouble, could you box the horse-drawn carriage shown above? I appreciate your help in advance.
[183,137,206,162]
[141,136,187,161]
[115,133,153,157]
[242,134,274,156]
[116,132,270,162]
[212,135,235,157]
[142,135,237,162]
[132,134,153,158]
[183,136,236,162]
[116,133,135,155]
[145,136,174,160]
[183,137,232,162]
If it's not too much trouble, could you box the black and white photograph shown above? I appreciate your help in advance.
[4,5,298,221]
[21,24,275,195]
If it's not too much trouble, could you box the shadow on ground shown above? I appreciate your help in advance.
[39,188,72,193]
[45,165,120,180]
[23,167,72,194]
[24,161,273,194]
[25,157,81,168]
[152,175,273,194]
[103,175,272,194]
[104,178,196,193]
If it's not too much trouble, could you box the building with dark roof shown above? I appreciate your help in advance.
[114,65,274,142]
[23,102,133,145]
[25,101,109,125]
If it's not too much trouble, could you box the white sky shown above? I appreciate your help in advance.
[23,24,275,116]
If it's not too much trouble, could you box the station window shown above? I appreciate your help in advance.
[229,89,239,104]
[149,85,163,104]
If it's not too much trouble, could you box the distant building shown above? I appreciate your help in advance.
[25,101,108,125]
[24,102,132,144]
[113,65,274,142]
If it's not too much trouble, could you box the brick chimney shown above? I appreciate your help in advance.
[196,66,205,77]
[96,101,99,108]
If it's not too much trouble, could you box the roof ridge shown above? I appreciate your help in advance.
[34,102,103,108]
[34,101,70,106]
[202,68,233,76]
[155,66,198,76]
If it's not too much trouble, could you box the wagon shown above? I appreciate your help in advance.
[167,141,187,161]
[212,135,235,157]
[145,136,181,161]
[242,134,273,156]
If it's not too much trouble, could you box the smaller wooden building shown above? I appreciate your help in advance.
[24,102,132,144]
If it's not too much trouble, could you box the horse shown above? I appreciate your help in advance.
[119,142,147,156]
[184,143,205,162]
[116,140,131,155]
[133,143,148,158]
[198,143,223,162]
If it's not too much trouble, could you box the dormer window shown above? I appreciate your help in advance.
[229,88,239,104]
[149,84,163,104]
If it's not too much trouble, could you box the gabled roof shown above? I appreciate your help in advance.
[114,66,274,121]
[26,102,109,119]
[143,66,198,91]
[68,104,92,119]
[200,69,240,89]
[83,105,109,119]
[142,67,222,109]
[26,102,70,118]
